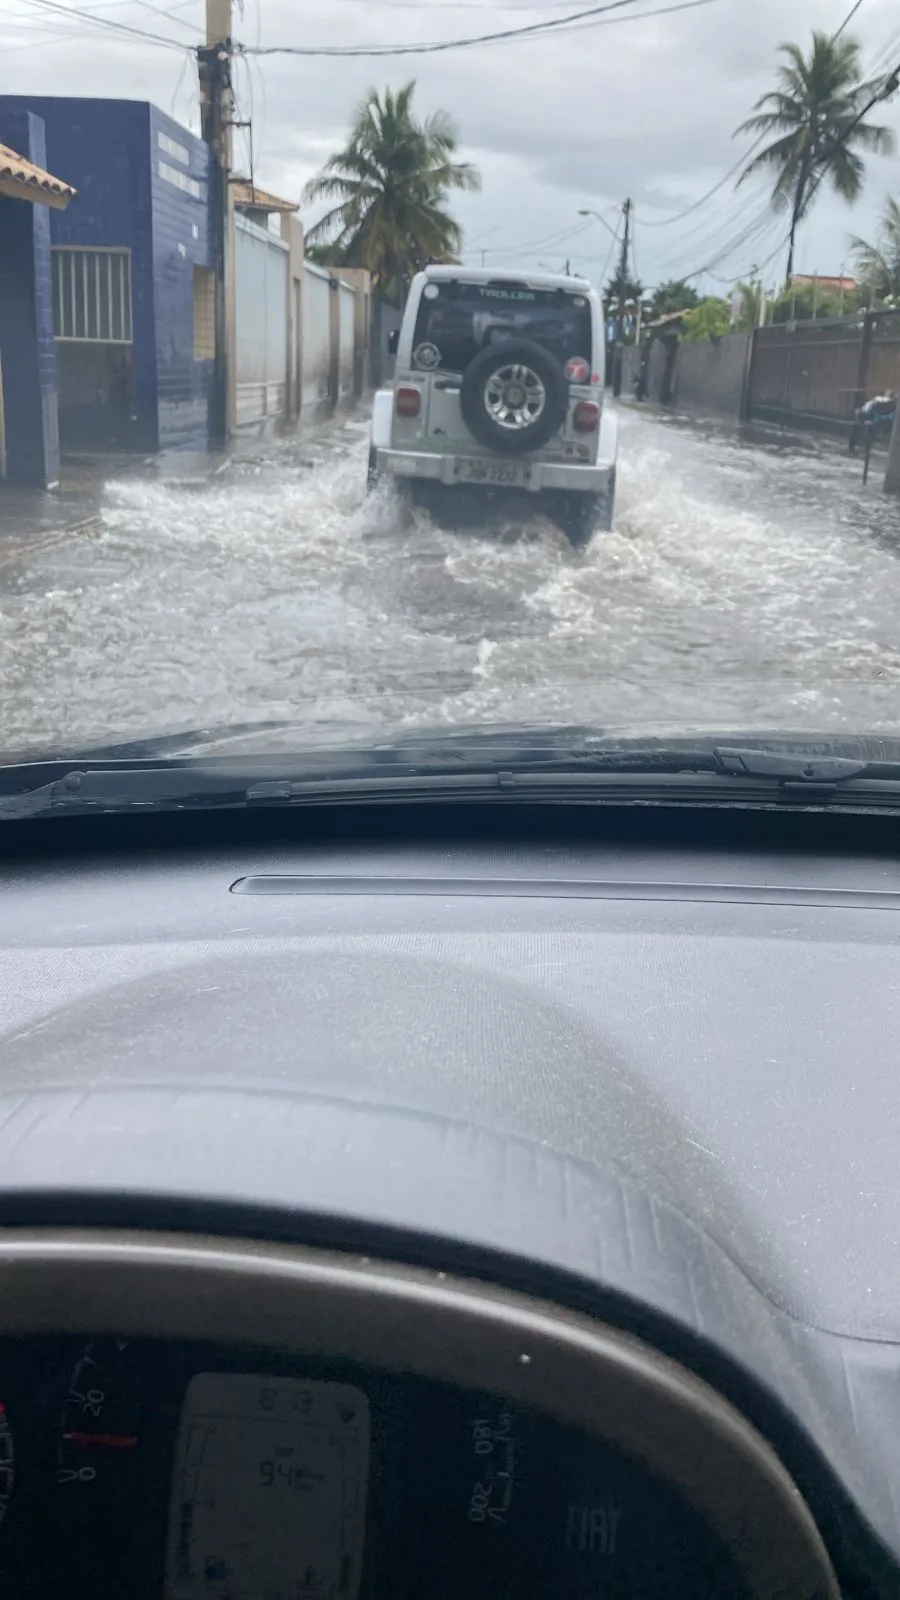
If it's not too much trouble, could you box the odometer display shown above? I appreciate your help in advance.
[165,1374,370,1600]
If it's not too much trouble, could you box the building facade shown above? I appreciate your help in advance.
[0,111,74,487]
[0,95,216,455]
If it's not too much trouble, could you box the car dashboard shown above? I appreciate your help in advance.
[2,802,900,1597]
[0,1236,833,1600]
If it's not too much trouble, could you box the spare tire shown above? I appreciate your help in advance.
[460,338,569,455]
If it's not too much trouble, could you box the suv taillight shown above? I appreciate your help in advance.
[396,387,422,418]
[573,400,600,434]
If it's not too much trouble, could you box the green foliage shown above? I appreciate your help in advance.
[848,195,900,303]
[735,31,896,282]
[769,282,856,323]
[303,81,481,302]
[648,279,700,320]
[681,298,733,341]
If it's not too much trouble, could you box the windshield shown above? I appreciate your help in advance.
[412,282,594,373]
[1,2,900,764]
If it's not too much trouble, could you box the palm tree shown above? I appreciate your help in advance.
[648,279,700,321]
[735,32,896,287]
[303,82,481,303]
[849,196,900,304]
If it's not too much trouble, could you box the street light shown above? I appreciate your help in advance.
[578,207,619,240]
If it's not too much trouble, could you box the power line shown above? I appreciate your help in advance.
[833,0,866,41]
[238,0,717,59]
[478,218,597,259]
[18,0,189,49]
[638,135,766,228]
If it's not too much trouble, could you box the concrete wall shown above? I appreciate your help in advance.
[334,267,371,397]
[234,213,289,426]
[338,281,355,399]
[0,109,59,487]
[282,214,304,420]
[301,262,333,414]
[669,330,751,420]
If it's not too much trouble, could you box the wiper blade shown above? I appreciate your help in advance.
[2,736,900,822]
[712,747,871,783]
[0,766,249,822]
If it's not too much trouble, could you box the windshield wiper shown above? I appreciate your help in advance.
[1,737,899,821]
[712,747,870,783]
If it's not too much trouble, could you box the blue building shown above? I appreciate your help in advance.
[0,96,216,458]
[0,114,74,487]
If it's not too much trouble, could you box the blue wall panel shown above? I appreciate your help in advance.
[0,109,60,487]
[148,104,214,448]
[0,96,158,449]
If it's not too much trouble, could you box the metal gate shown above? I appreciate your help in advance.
[51,247,135,448]
[746,310,900,437]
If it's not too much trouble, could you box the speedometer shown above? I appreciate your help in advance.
[165,1374,370,1600]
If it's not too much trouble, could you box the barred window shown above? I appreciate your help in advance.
[52,248,133,343]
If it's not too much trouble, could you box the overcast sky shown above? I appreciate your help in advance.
[3,0,899,293]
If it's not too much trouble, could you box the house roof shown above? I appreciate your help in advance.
[231,179,298,214]
[644,308,688,332]
[791,274,859,291]
[0,140,75,208]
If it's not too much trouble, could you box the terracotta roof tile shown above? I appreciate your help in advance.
[232,179,298,213]
[0,141,75,203]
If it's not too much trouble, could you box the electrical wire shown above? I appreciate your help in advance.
[478,218,597,259]
[638,135,766,228]
[128,0,200,33]
[18,0,189,49]
[833,0,866,41]
[598,220,622,286]
[238,0,717,59]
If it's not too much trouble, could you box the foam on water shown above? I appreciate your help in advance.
[3,409,900,753]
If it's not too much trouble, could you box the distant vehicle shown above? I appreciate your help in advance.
[368,267,618,548]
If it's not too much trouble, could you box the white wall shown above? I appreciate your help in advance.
[338,282,355,398]
[301,262,333,413]
[235,214,289,426]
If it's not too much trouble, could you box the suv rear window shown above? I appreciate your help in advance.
[412,280,592,374]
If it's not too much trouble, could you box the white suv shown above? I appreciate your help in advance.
[368,267,618,548]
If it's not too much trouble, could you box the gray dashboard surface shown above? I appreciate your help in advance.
[1,836,900,1559]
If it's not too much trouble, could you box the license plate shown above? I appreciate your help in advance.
[454,458,531,487]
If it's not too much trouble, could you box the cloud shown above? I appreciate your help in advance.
[3,0,898,287]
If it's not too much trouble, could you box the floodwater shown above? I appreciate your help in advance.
[3,407,900,756]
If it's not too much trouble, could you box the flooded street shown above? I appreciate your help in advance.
[3,406,900,754]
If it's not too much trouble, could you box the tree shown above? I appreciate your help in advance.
[648,279,699,321]
[769,282,846,323]
[604,270,644,342]
[303,81,481,303]
[681,298,732,341]
[735,32,896,287]
[848,195,900,304]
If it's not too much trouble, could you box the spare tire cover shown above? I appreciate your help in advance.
[460,338,569,455]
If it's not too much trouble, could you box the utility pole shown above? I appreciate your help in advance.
[199,0,234,442]
[612,197,631,397]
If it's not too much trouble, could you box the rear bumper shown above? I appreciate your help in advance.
[375,449,615,494]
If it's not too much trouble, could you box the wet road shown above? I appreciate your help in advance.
[3,407,900,755]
